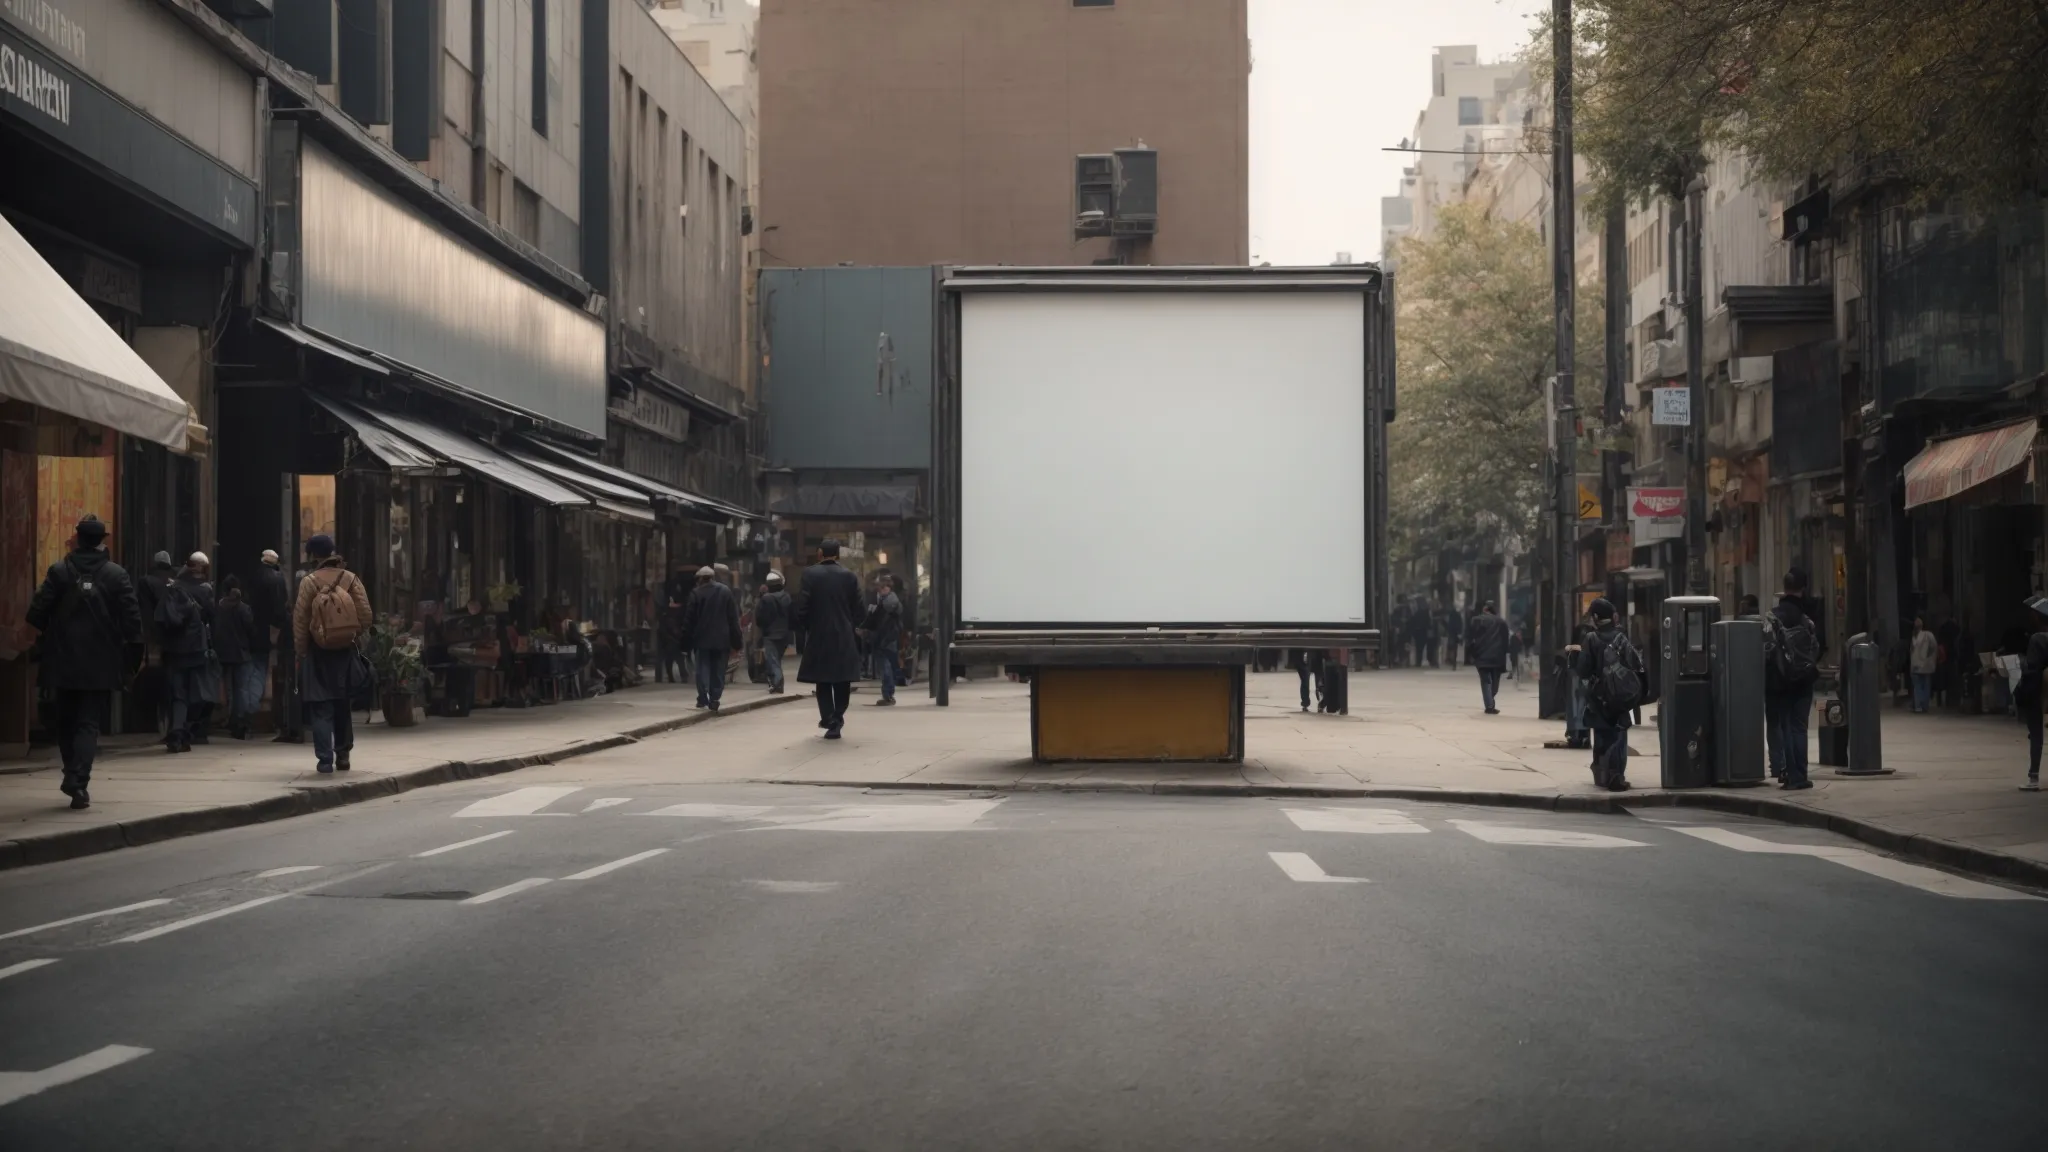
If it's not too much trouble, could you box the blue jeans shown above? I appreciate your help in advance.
[878,642,899,702]
[762,639,786,690]
[307,698,353,770]
[1566,671,1588,738]
[1766,689,1813,786]
[1478,668,1502,711]
[695,648,727,706]
[1911,672,1931,713]
[229,657,268,723]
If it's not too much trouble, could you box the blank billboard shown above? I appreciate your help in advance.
[959,290,1367,626]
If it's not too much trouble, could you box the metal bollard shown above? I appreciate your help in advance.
[1836,633,1893,777]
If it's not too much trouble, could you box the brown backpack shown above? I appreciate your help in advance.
[308,569,363,650]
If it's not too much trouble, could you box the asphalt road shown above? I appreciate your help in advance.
[1,765,2044,1150]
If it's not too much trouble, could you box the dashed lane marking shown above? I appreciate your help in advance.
[1450,820,1649,849]
[748,880,841,893]
[461,878,552,905]
[753,799,1003,833]
[0,1045,151,1109]
[1268,852,1371,884]
[0,900,173,942]
[415,830,515,857]
[1674,826,2040,900]
[581,798,633,813]
[563,849,670,881]
[256,866,322,878]
[1285,807,1430,834]
[115,895,291,944]
[640,803,773,818]
[453,786,583,818]
[0,959,58,982]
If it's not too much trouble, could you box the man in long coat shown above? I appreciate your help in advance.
[794,540,864,738]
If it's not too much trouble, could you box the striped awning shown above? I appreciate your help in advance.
[1902,420,2038,509]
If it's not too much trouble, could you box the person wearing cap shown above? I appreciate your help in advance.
[292,534,372,773]
[794,539,864,738]
[2013,596,2048,791]
[1572,597,1643,791]
[754,570,793,694]
[682,564,742,711]
[24,515,142,808]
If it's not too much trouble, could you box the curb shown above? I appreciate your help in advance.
[763,777,2048,891]
[0,693,804,871]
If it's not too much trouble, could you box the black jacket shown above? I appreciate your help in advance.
[755,588,793,642]
[1465,611,1511,670]
[1573,622,1642,726]
[2016,632,2048,710]
[682,580,743,652]
[794,560,864,684]
[1765,596,1816,698]
[25,550,142,691]
[213,592,257,664]
[864,590,904,648]
[161,571,217,665]
[250,563,290,653]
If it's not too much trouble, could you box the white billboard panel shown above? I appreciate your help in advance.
[959,291,1367,625]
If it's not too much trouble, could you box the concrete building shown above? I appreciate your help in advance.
[757,0,1250,267]
[1378,45,1526,262]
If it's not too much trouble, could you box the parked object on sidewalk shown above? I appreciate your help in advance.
[1467,602,1510,714]
[24,515,142,809]
[370,623,425,728]
[293,536,373,773]
[795,541,863,736]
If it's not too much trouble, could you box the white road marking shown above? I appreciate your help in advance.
[115,895,290,943]
[748,880,841,893]
[1450,820,1649,848]
[0,959,58,982]
[563,849,670,880]
[1268,852,1371,884]
[462,878,552,905]
[640,802,773,818]
[453,786,583,818]
[581,797,633,813]
[256,866,322,878]
[756,799,1002,833]
[0,899,173,942]
[1674,826,2039,900]
[0,1045,151,1109]
[414,830,515,857]
[1285,807,1429,834]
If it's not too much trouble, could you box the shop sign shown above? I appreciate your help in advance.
[1628,486,1685,542]
[1577,475,1602,521]
[1652,386,1691,426]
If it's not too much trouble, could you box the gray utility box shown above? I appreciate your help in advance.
[1659,596,1721,789]
[1710,619,1766,785]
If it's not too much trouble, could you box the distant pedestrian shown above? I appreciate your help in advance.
[863,574,904,706]
[1738,593,1761,618]
[794,539,863,739]
[153,551,216,752]
[1290,648,1323,712]
[1574,598,1644,791]
[656,565,690,684]
[253,549,297,742]
[1910,616,1937,713]
[292,534,372,774]
[1562,611,1596,750]
[683,565,742,711]
[1763,569,1824,790]
[1466,601,1510,714]
[1445,605,1465,670]
[1506,621,1525,681]
[755,571,793,694]
[24,515,141,809]
[214,575,261,739]
[2014,597,2048,792]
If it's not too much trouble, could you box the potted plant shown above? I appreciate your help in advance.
[369,624,425,727]
[486,580,522,615]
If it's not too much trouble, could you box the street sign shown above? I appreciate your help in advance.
[1577,476,1602,521]
[1652,386,1691,426]
[1628,487,1685,542]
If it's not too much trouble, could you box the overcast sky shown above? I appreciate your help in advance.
[1248,0,1543,266]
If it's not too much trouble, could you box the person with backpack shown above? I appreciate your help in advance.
[291,534,372,773]
[1763,569,1825,790]
[1573,598,1643,791]
[24,515,142,809]
[152,551,213,753]
[214,574,260,739]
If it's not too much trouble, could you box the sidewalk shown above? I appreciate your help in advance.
[0,679,800,868]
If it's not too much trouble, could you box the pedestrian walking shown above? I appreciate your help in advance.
[794,539,863,739]
[1465,601,1511,714]
[214,575,261,739]
[755,571,793,694]
[682,565,742,711]
[291,534,372,774]
[1909,616,1937,713]
[1573,598,1644,791]
[178,553,221,744]
[654,566,690,684]
[252,548,298,742]
[1763,569,1824,791]
[152,551,213,752]
[24,515,141,809]
[2014,597,2048,792]
[1290,648,1324,712]
[863,574,904,706]
[1445,605,1464,670]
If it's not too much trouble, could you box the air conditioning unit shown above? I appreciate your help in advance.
[1111,147,1157,236]
[1075,154,1115,238]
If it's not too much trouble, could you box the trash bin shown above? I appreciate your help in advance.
[1659,596,1720,789]
[1710,618,1766,785]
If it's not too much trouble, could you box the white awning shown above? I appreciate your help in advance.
[0,214,194,449]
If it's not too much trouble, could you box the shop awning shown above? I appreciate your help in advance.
[354,404,591,507]
[1902,420,2037,510]
[306,393,442,473]
[769,483,921,519]
[510,435,753,521]
[502,448,651,505]
[0,214,196,450]
[591,498,660,526]
[258,317,389,376]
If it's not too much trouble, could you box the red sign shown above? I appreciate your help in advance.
[1630,488,1685,518]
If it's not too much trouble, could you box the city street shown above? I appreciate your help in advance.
[2,693,2044,1149]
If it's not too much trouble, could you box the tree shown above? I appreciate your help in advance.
[1390,204,1605,569]
[1560,0,2048,207]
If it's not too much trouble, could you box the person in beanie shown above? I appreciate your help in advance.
[754,570,793,694]
[24,515,142,808]
[682,564,742,711]
[291,534,371,773]
[1573,597,1643,791]
[794,539,863,738]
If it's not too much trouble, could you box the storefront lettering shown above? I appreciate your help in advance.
[0,42,71,126]
[2,0,85,62]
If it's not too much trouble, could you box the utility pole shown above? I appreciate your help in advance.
[1545,0,1577,716]
[1684,172,1709,595]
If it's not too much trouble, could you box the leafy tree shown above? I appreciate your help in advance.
[1390,204,1605,568]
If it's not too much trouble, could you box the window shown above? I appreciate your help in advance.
[1457,96,1481,125]
[531,0,548,136]
[679,131,692,235]
[1073,0,1115,6]
[512,180,540,245]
